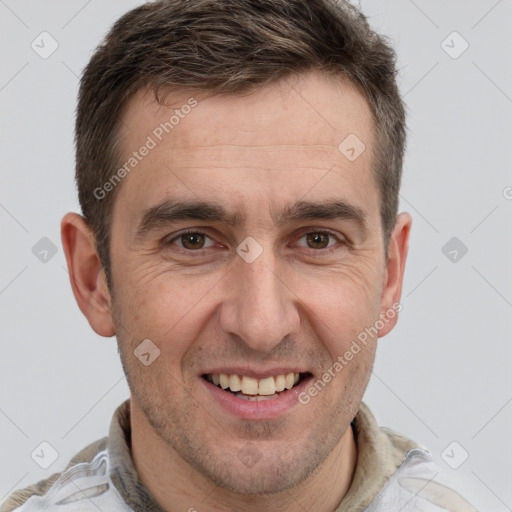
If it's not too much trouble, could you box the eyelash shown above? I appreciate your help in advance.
[166,228,346,255]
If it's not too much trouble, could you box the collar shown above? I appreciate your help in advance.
[336,401,423,510]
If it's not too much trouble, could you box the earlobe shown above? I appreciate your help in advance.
[61,212,115,337]
[377,212,412,338]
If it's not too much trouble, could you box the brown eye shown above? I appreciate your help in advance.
[306,233,330,249]
[181,233,206,249]
[169,231,216,250]
[297,231,339,250]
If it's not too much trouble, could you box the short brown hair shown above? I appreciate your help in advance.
[75,0,406,288]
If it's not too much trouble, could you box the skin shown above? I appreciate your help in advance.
[61,70,411,512]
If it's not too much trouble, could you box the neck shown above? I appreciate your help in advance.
[130,399,358,512]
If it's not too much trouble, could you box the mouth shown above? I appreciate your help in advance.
[202,372,311,401]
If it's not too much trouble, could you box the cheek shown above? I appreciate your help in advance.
[295,265,382,359]
[112,261,221,352]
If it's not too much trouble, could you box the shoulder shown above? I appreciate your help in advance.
[368,436,478,512]
[1,400,135,512]
[0,436,122,511]
[350,403,478,512]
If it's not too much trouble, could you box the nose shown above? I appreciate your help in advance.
[219,247,300,353]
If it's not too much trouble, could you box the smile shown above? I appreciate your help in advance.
[203,372,308,401]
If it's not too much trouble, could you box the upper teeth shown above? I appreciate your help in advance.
[207,373,300,395]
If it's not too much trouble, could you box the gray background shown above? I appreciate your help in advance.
[0,0,511,510]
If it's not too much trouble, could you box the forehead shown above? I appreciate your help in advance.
[121,70,374,148]
[114,70,377,221]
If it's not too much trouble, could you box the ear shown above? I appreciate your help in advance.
[61,212,115,337]
[377,212,412,338]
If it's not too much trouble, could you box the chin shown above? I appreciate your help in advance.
[201,458,315,496]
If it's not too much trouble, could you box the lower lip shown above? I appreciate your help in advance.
[201,375,313,420]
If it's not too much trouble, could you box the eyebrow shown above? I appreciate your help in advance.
[135,197,367,240]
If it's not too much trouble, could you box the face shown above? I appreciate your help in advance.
[107,70,397,494]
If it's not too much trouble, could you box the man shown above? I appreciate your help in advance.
[1,0,475,510]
